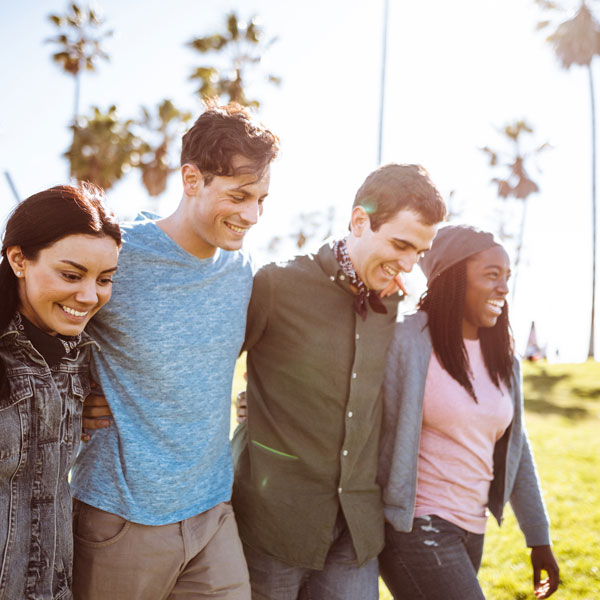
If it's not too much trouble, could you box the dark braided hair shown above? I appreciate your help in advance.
[418,258,514,401]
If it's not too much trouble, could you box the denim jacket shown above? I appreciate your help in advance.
[378,311,551,547]
[0,315,96,600]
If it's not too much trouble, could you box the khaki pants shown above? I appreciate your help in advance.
[72,500,251,600]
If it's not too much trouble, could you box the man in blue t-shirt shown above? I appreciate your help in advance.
[70,102,279,600]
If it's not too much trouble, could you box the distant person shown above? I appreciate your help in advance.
[378,224,559,599]
[232,164,446,600]
[70,102,279,600]
[0,184,121,600]
[525,321,544,362]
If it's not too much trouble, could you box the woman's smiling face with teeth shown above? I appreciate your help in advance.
[13,234,119,336]
[462,245,511,339]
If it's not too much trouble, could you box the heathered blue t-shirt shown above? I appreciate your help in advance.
[70,213,253,524]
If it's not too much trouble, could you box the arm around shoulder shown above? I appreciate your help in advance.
[243,264,274,353]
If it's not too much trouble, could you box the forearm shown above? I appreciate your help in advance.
[509,433,551,546]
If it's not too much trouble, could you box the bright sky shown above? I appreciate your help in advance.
[1,0,597,361]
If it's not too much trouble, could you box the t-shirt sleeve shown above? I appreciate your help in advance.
[243,264,272,353]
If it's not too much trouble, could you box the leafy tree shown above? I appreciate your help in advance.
[46,2,112,122]
[137,100,192,199]
[536,0,600,357]
[481,120,550,303]
[65,105,144,191]
[187,12,281,108]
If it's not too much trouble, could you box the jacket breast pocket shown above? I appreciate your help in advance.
[0,375,33,476]
[70,372,91,405]
[57,373,89,462]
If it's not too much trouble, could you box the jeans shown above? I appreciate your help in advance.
[243,512,379,600]
[379,516,485,600]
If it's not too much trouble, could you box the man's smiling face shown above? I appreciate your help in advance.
[187,155,271,257]
[348,208,438,291]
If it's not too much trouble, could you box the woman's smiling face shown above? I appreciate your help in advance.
[11,233,119,336]
[462,245,511,340]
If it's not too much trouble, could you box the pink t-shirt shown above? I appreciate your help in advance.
[414,338,513,533]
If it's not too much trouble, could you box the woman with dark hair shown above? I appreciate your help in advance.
[0,184,120,600]
[378,225,559,600]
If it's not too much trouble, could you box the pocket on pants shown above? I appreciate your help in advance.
[73,500,131,547]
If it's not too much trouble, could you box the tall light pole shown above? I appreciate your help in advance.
[377,0,390,165]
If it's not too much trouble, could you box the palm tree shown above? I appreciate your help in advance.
[536,0,600,357]
[137,100,192,203]
[47,2,112,123]
[481,120,550,304]
[187,12,280,108]
[65,105,143,191]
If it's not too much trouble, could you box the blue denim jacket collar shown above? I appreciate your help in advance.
[0,313,98,369]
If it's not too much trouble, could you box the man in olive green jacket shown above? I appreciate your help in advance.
[232,163,446,600]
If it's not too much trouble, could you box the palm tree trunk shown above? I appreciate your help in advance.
[74,71,81,125]
[4,171,20,205]
[377,0,390,165]
[511,200,529,306]
[68,72,81,182]
[588,64,597,359]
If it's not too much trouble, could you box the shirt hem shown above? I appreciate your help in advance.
[414,508,487,535]
[71,486,232,525]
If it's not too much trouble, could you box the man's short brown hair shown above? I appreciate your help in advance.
[353,163,446,229]
[181,100,280,184]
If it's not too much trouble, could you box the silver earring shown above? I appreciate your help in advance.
[16,271,22,277]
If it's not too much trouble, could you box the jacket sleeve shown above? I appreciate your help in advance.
[508,362,552,547]
[377,327,404,489]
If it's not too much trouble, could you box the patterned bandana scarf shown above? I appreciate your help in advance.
[333,238,387,321]
[17,312,82,367]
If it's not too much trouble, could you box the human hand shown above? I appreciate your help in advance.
[531,545,560,598]
[236,390,248,424]
[379,273,407,298]
[81,382,113,442]
[235,370,248,424]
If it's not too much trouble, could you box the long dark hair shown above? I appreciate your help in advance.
[0,183,121,332]
[418,259,514,400]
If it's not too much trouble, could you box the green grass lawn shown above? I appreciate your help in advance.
[232,359,600,599]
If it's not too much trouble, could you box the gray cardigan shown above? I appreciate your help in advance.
[378,311,551,547]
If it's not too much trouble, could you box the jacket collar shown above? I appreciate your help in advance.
[0,313,98,352]
[315,241,403,314]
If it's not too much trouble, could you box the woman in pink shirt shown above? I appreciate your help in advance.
[378,225,559,599]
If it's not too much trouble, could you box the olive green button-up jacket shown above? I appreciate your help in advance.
[231,243,401,569]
